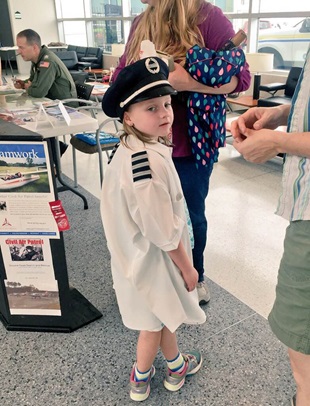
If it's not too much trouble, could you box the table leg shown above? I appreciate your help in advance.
[226,101,233,113]
[2,53,14,76]
[53,138,88,210]
[2,55,8,76]
[7,57,14,77]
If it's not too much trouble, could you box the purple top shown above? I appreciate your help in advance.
[114,2,251,157]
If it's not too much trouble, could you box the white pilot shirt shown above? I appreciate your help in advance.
[100,134,206,333]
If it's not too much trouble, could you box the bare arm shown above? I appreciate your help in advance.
[169,62,239,94]
[233,127,310,163]
[275,131,310,157]
[168,241,198,292]
[230,104,310,163]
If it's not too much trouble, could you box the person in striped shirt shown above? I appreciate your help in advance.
[231,50,310,406]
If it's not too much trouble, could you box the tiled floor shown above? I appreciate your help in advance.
[1,79,295,403]
[61,116,286,319]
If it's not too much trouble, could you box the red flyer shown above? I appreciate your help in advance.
[49,200,70,231]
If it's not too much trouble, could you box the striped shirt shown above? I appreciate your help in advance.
[276,50,310,221]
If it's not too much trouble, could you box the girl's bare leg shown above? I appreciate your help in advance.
[160,326,179,360]
[136,330,162,372]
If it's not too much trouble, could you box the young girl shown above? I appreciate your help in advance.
[100,57,206,402]
[113,0,251,305]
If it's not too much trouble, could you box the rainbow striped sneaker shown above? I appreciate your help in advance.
[163,350,202,392]
[129,364,156,402]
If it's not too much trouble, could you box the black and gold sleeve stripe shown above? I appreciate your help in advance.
[131,151,152,182]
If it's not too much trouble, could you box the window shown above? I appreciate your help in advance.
[258,0,309,12]
[63,21,87,46]
[257,17,310,68]
[90,1,122,17]
[55,0,85,18]
[55,0,309,70]
[89,20,124,49]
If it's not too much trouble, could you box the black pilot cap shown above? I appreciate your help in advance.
[101,57,177,121]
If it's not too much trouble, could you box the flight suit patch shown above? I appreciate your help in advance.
[39,61,50,68]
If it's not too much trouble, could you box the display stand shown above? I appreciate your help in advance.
[0,123,102,332]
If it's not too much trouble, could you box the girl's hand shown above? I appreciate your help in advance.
[167,241,198,292]
[181,266,199,292]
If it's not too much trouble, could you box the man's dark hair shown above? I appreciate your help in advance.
[17,29,41,47]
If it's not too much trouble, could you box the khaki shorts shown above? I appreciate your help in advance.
[268,220,310,354]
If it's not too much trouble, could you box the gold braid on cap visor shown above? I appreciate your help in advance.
[119,80,171,108]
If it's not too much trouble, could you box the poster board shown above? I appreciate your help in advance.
[0,128,102,332]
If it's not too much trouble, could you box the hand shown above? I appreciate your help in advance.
[24,81,32,90]
[230,106,285,143]
[169,62,237,95]
[233,128,282,163]
[168,62,193,92]
[181,266,199,292]
[13,79,25,89]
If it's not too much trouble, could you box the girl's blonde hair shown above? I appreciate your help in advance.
[120,121,172,147]
[126,0,206,66]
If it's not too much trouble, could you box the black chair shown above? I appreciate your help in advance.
[75,82,94,104]
[67,45,77,52]
[70,117,121,186]
[63,83,120,187]
[70,71,89,84]
[76,46,88,61]
[54,50,80,70]
[80,47,103,69]
[54,50,91,83]
[258,67,302,107]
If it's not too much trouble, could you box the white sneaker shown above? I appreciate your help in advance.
[197,281,210,305]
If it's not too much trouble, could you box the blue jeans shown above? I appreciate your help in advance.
[173,156,213,282]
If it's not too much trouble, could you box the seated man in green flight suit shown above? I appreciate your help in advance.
[14,28,78,156]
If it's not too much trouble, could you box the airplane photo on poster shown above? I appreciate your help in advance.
[0,168,47,191]
[0,142,51,193]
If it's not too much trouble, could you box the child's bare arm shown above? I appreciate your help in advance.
[168,241,198,292]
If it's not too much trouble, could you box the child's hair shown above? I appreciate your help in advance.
[126,0,206,66]
[120,120,173,148]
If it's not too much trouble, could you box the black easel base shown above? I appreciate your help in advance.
[0,288,102,333]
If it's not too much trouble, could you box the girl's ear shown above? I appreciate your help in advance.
[123,111,134,127]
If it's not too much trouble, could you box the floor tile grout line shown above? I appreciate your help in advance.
[225,165,282,182]
[204,311,259,340]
